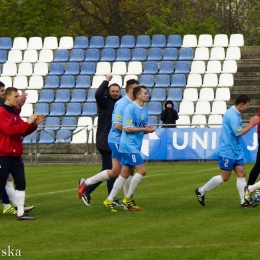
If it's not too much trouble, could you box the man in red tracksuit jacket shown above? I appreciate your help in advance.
[0,87,44,220]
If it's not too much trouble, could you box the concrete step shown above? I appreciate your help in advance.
[237,65,260,72]
[241,46,260,59]
[235,71,260,77]
[234,79,260,86]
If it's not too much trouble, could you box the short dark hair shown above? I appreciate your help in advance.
[234,94,251,106]
[4,87,18,99]
[0,81,5,87]
[109,83,120,90]
[126,79,139,92]
[133,85,146,100]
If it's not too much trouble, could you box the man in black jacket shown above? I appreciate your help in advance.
[80,75,122,206]
[160,100,179,128]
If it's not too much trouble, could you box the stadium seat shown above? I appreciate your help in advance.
[225,47,241,60]
[123,75,138,87]
[147,102,162,115]
[198,88,214,101]
[147,48,163,61]
[38,89,54,103]
[43,75,59,89]
[229,34,244,47]
[197,34,213,47]
[23,131,37,144]
[45,117,60,130]
[53,49,69,62]
[182,88,198,102]
[25,90,38,103]
[166,35,182,48]
[80,62,95,75]
[88,116,97,144]
[38,129,55,144]
[176,115,190,128]
[135,35,150,48]
[89,36,104,49]
[63,62,80,75]
[194,101,211,115]
[148,116,158,126]
[111,62,127,75]
[0,37,12,50]
[115,48,131,62]
[75,75,91,89]
[170,74,186,88]
[110,75,122,86]
[208,114,223,128]
[119,35,135,48]
[167,88,182,102]
[221,60,237,73]
[71,127,88,144]
[54,89,70,102]
[126,61,142,75]
[162,48,178,61]
[42,36,58,50]
[86,89,96,102]
[6,50,22,63]
[139,75,155,88]
[81,103,97,116]
[61,117,77,131]
[70,89,87,102]
[154,75,170,88]
[73,36,88,49]
[0,76,12,87]
[17,62,33,76]
[26,37,42,50]
[32,62,48,76]
[186,74,202,88]
[209,47,225,60]
[69,49,84,62]
[12,37,27,50]
[151,34,166,48]
[190,61,206,74]
[174,61,190,74]
[20,103,33,117]
[213,34,228,47]
[205,60,221,74]
[55,129,72,143]
[0,51,6,64]
[178,101,194,115]
[104,36,119,48]
[48,62,64,76]
[211,101,227,115]
[182,34,197,47]
[65,102,81,116]
[1,62,17,76]
[59,75,75,89]
[178,48,194,60]
[95,62,111,76]
[84,48,100,62]
[58,36,73,49]
[202,73,218,88]
[34,102,49,116]
[193,47,209,61]
[100,48,115,62]
[37,49,53,63]
[91,75,106,88]
[158,61,174,74]
[142,61,158,75]
[131,48,147,61]
[191,115,207,128]
[13,76,28,89]
[121,89,126,96]
[49,103,65,116]
[150,88,166,102]
[218,74,234,87]
[214,88,230,101]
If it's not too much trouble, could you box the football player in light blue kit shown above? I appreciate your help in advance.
[195,94,260,207]
[103,86,155,212]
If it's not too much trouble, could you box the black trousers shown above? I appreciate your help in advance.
[84,149,116,196]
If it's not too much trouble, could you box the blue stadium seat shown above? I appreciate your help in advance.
[0,51,7,63]
[84,49,100,62]
[43,75,59,89]
[147,48,162,61]
[34,102,49,116]
[48,63,64,76]
[73,36,88,49]
[80,62,95,75]
[131,48,146,61]
[142,61,158,74]
[53,49,69,62]
[115,48,131,62]
[89,36,104,49]
[178,47,194,61]
[148,116,158,126]
[49,103,65,116]
[86,89,96,102]
[70,89,86,102]
[139,75,155,88]
[170,74,186,88]
[158,61,174,74]
[0,37,12,50]
[167,88,182,102]
[100,48,115,62]
[81,103,97,116]
[23,131,37,144]
[65,103,81,116]
[135,35,150,48]
[63,62,79,75]
[174,61,190,74]
[121,89,126,96]
[45,117,60,130]
[151,35,166,48]
[75,75,91,89]
[150,88,166,102]
[59,75,75,89]
[69,49,85,62]
[162,48,178,61]
[55,129,71,143]
[147,102,162,115]
[38,89,54,102]
[104,36,119,48]
[61,117,77,131]
[120,35,135,48]
[54,89,70,102]
[166,35,182,48]
[154,75,170,88]
[38,129,55,144]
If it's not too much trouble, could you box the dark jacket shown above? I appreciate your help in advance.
[160,100,179,128]
[95,80,121,151]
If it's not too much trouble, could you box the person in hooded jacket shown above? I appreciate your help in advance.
[160,100,179,128]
